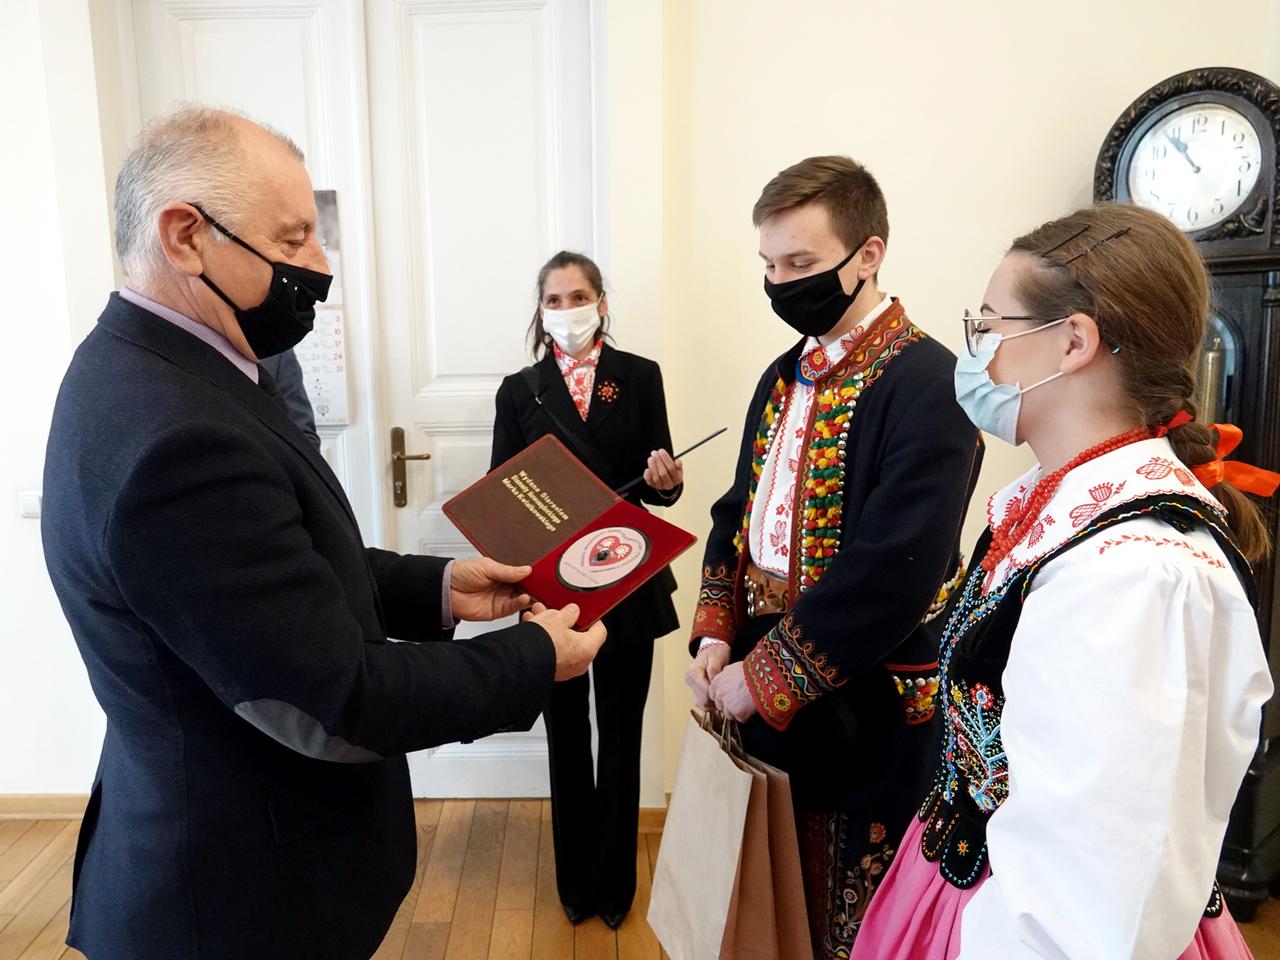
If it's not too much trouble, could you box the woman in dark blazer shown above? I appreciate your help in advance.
[491,251,683,930]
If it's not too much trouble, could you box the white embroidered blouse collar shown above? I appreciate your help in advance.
[985,437,1225,586]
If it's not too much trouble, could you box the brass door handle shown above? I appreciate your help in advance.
[391,426,431,507]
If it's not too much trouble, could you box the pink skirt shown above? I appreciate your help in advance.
[850,817,1255,960]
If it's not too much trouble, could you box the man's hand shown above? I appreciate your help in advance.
[709,661,759,722]
[523,603,607,681]
[685,641,730,710]
[449,557,533,623]
[643,449,684,492]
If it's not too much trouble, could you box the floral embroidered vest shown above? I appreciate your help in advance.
[918,494,1250,916]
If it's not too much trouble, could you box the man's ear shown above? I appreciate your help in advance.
[156,203,207,278]
[1060,312,1103,374]
[858,236,886,280]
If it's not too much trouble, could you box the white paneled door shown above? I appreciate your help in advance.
[125,0,598,796]
[366,0,596,796]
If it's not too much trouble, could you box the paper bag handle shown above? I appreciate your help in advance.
[700,707,744,756]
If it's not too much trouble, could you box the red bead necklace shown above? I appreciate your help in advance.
[981,426,1152,574]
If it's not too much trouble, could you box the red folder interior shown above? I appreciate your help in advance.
[521,499,697,627]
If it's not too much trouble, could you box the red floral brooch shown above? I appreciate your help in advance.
[596,378,621,404]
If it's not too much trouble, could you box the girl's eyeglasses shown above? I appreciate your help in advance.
[961,310,1068,358]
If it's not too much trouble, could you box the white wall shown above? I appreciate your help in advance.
[596,0,669,807]
[0,0,113,792]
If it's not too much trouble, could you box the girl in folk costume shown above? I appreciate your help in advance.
[852,203,1280,960]
[686,156,983,959]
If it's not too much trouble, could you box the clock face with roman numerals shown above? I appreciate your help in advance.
[1126,103,1263,232]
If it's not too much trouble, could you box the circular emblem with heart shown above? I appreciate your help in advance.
[556,525,650,591]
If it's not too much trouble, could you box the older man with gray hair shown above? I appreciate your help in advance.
[41,105,605,959]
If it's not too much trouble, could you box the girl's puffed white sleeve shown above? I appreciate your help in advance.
[957,524,1270,960]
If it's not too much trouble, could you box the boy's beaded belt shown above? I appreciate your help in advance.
[744,562,788,617]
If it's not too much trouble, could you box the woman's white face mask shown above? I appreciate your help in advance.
[542,298,601,355]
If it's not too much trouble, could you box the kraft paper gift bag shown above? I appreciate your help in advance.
[719,751,780,959]
[742,754,813,960]
[648,710,753,960]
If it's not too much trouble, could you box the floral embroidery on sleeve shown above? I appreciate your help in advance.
[692,563,737,643]
[743,613,843,730]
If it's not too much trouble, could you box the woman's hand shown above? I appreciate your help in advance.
[644,449,684,491]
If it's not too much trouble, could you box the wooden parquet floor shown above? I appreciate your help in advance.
[0,800,666,960]
[2,799,1280,959]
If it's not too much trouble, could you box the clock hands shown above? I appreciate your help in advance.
[1164,131,1201,173]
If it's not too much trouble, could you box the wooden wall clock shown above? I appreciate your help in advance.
[1096,67,1278,253]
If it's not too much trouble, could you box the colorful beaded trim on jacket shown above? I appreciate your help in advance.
[892,670,942,726]
[732,377,787,557]
[733,311,924,593]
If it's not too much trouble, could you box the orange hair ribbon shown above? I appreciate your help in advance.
[1155,412,1280,496]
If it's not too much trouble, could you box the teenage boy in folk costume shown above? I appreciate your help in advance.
[686,156,983,958]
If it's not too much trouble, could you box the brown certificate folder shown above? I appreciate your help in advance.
[443,435,697,627]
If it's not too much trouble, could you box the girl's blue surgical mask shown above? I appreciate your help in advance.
[954,318,1068,445]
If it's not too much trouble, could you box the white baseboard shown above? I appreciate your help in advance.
[0,795,88,819]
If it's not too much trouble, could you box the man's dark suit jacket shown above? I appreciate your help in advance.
[41,294,556,960]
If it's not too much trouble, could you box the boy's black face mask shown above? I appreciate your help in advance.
[763,246,864,339]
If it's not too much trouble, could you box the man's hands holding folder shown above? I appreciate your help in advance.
[449,558,606,681]
[450,557,535,621]
[523,603,608,681]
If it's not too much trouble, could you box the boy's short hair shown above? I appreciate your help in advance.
[752,155,889,253]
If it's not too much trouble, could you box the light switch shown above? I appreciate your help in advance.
[18,490,41,519]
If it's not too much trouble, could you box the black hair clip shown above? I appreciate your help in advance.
[1062,227,1131,264]
[1038,225,1090,258]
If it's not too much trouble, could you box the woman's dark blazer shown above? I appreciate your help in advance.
[491,343,681,642]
